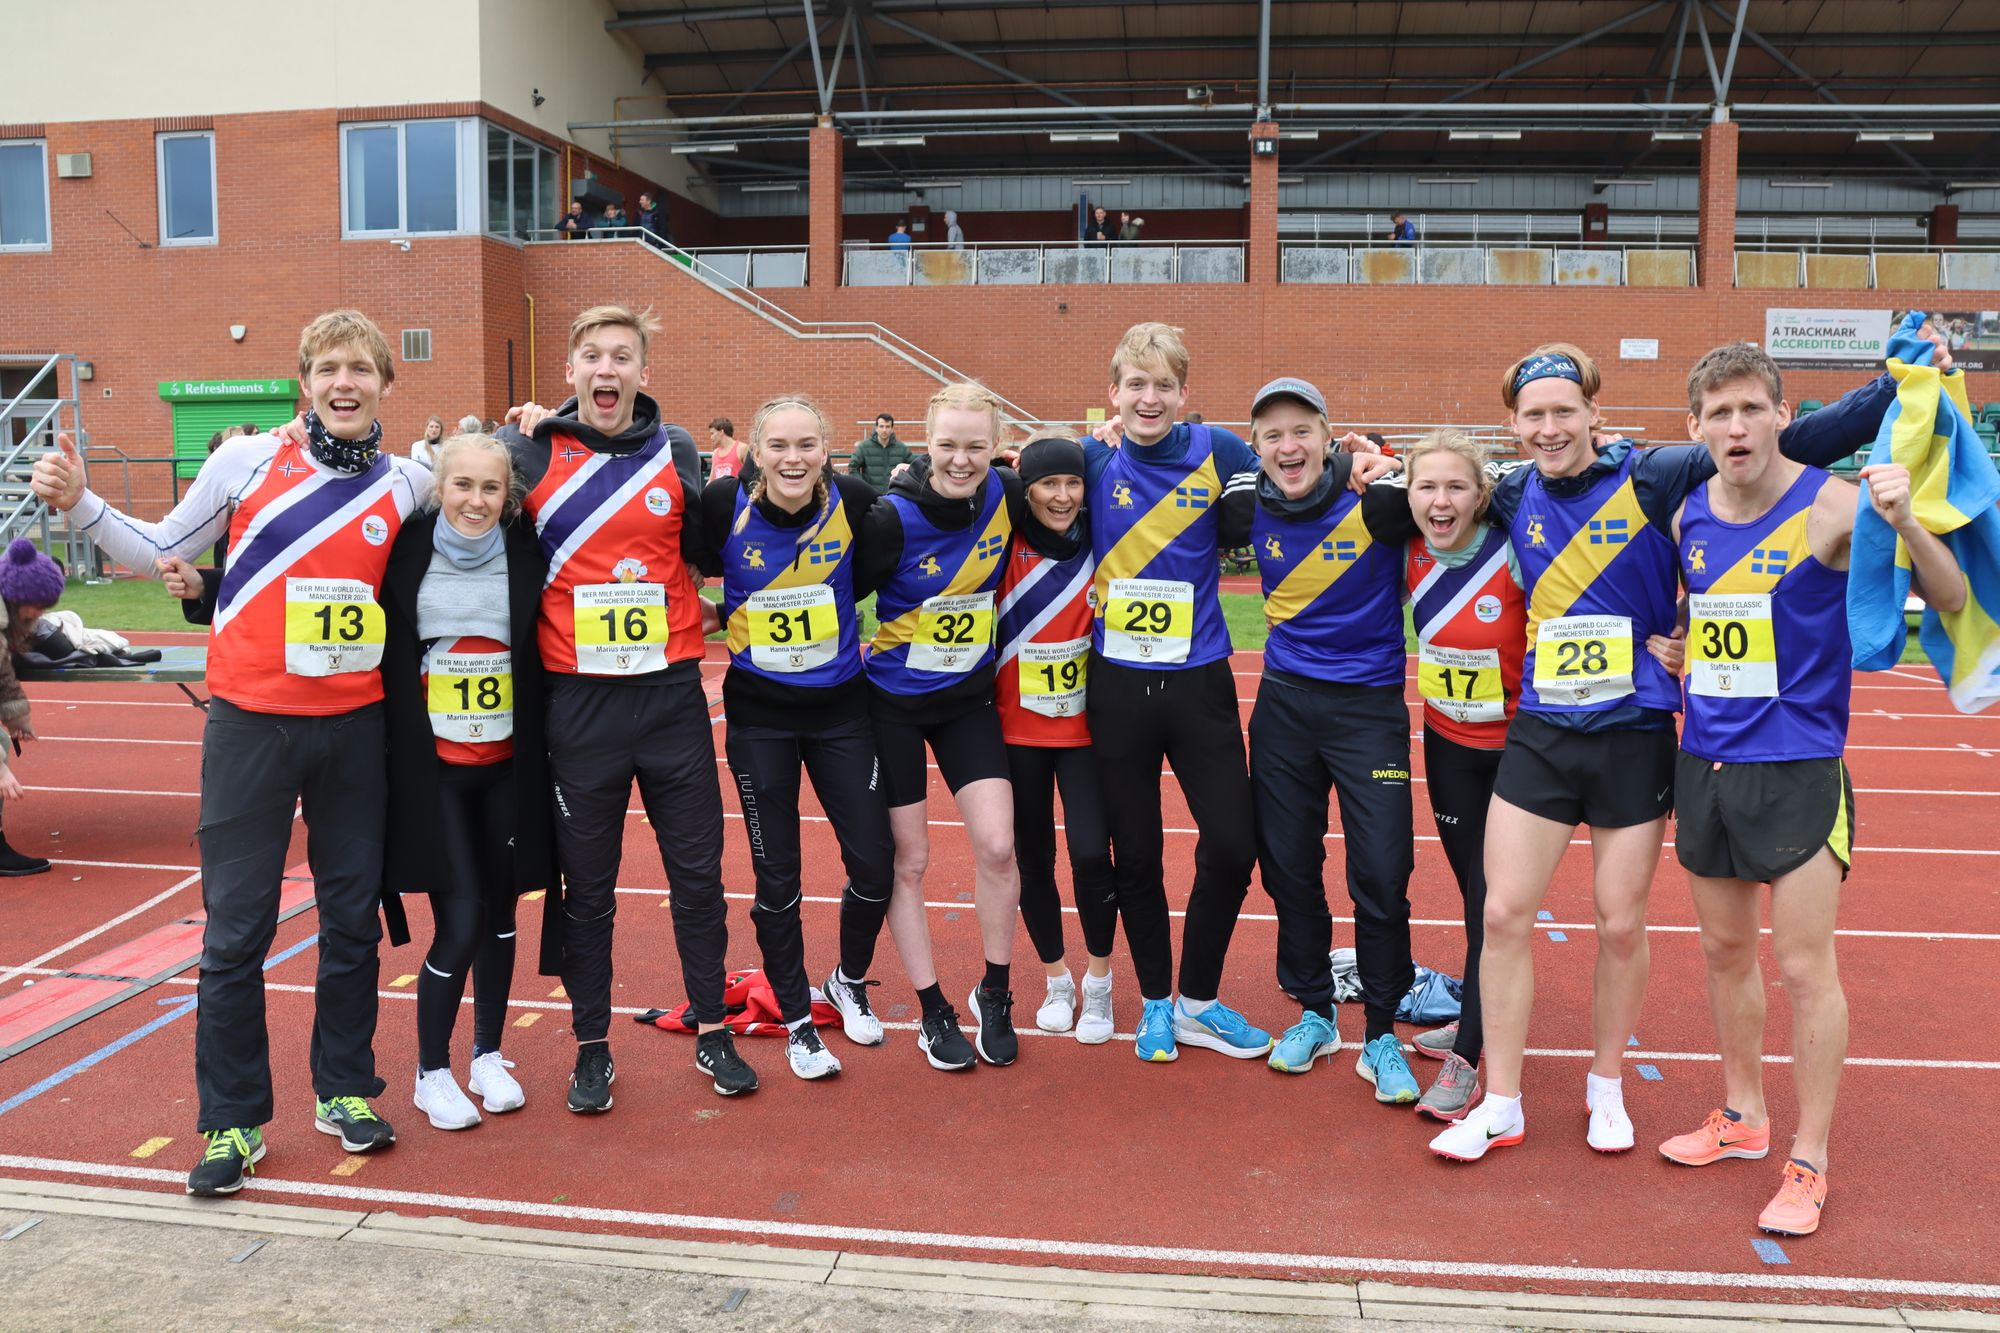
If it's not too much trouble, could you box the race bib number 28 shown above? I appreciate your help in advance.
[1531,614,1634,706]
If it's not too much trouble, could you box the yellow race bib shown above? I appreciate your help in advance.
[1531,614,1634,706]
[426,648,515,743]
[283,578,385,677]
[909,592,994,673]
[1417,642,1504,724]
[1101,577,1194,665]
[745,585,839,673]
[573,582,667,675]
[1017,637,1089,718]
[1686,593,1778,698]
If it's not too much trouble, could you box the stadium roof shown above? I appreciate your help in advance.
[592,0,2000,189]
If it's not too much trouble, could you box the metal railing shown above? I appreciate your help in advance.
[0,353,95,575]
[1279,242,1695,288]
[524,228,1047,430]
[842,240,1245,286]
[1731,244,2000,290]
[565,228,809,288]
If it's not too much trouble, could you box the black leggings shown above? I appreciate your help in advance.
[1423,727,1501,1064]
[1085,655,1256,1001]
[724,715,896,1022]
[416,759,520,1072]
[1008,743,1118,965]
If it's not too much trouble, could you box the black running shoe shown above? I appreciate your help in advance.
[695,1030,760,1096]
[967,986,1018,1067]
[916,1004,977,1071]
[0,844,52,877]
[567,1043,615,1113]
[313,1096,395,1151]
[186,1127,263,1197]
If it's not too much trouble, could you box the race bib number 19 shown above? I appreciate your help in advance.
[573,582,667,676]
[282,578,384,677]
[1531,614,1634,706]
[1102,577,1194,665]
[1686,593,1778,698]
[1018,637,1089,717]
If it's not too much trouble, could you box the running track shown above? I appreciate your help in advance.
[0,632,1995,1312]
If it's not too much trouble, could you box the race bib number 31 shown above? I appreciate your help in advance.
[283,578,384,677]
[1018,637,1089,718]
[426,648,515,743]
[573,582,667,676]
[1418,642,1504,723]
[1102,577,1194,665]
[746,584,838,674]
[909,592,994,673]
[1686,593,1778,698]
[1531,614,1634,706]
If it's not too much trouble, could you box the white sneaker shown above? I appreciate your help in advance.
[1428,1097,1524,1162]
[467,1051,525,1113]
[822,970,885,1046]
[1036,974,1076,1033]
[414,1068,481,1131]
[786,1023,843,1080]
[1075,979,1114,1045]
[1588,1094,1635,1153]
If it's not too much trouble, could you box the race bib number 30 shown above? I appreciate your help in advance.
[1686,593,1778,698]
[1102,577,1194,665]
[573,582,667,676]
[1531,614,1634,706]
[426,648,515,743]
[909,592,994,673]
[746,585,838,673]
[282,578,384,677]
[1018,637,1089,718]
[1418,642,1504,723]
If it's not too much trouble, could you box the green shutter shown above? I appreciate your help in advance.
[170,398,297,479]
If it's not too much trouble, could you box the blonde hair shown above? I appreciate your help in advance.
[432,432,523,522]
[568,304,661,362]
[297,310,395,385]
[925,381,1006,448]
[1402,428,1494,507]
[1499,341,1601,410]
[1685,342,1783,414]
[734,395,834,544]
[1109,321,1190,386]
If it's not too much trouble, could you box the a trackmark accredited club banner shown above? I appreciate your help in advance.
[1764,308,1890,370]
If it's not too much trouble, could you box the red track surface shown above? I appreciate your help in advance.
[2,631,1996,1309]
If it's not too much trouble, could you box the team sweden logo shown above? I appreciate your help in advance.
[1112,483,1134,508]
[1263,535,1284,561]
[1687,541,1707,574]
[1525,516,1546,547]
[918,553,942,577]
[744,544,767,570]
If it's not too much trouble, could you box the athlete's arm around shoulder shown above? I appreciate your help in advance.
[31,430,271,576]
[696,475,741,577]
[850,487,906,598]
[1813,464,1966,611]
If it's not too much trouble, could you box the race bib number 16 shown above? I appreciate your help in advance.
[573,582,667,676]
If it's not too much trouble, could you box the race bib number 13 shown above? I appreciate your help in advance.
[1531,614,1634,706]
[573,582,667,676]
[283,578,384,677]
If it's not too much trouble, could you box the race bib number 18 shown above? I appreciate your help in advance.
[1101,577,1194,665]
[573,582,667,676]
[282,578,385,677]
[1531,614,1634,706]
[426,648,515,743]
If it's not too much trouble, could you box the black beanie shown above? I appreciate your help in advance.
[1017,437,1087,487]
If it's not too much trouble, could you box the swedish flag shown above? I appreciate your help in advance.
[1848,311,2000,712]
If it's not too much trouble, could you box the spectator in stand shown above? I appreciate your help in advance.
[706,417,747,480]
[888,221,913,251]
[1119,212,1145,242]
[945,211,965,250]
[601,202,628,232]
[635,191,669,244]
[410,415,444,470]
[1389,213,1417,243]
[846,413,913,489]
[1086,206,1113,243]
[558,199,591,240]
[0,539,64,876]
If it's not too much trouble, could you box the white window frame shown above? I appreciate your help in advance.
[481,122,560,244]
[0,139,52,253]
[156,130,217,247]
[339,118,481,239]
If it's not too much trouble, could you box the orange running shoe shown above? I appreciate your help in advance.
[1758,1159,1828,1236]
[1658,1108,1771,1167]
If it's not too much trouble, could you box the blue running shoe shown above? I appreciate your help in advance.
[1356,1033,1420,1103]
[1172,998,1273,1060]
[1135,998,1178,1062]
[1268,1010,1340,1074]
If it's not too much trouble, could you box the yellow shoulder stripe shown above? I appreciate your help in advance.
[1263,502,1374,626]
[1094,457,1222,597]
[870,497,1014,653]
[1706,508,1813,595]
[726,501,855,654]
[1524,478,1654,639]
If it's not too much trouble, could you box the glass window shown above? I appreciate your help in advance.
[345,125,400,233]
[158,132,216,245]
[403,120,459,233]
[485,123,509,235]
[0,141,50,250]
[510,139,535,239]
[539,146,561,235]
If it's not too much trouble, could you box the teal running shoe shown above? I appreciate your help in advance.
[186,1127,264,1197]
[1173,998,1273,1059]
[1268,1010,1340,1074]
[1356,1033,1421,1103]
[1134,998,1179,1062]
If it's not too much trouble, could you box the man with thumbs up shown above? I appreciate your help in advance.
[32,311,433,1197]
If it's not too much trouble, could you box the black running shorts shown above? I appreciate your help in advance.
[869,694,1009,808]
[1491,712,1676,829]
[1673,751,1854,883]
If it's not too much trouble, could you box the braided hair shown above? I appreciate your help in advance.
[734,395,836,557]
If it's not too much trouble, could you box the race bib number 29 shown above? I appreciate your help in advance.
[1101,578,1194,665]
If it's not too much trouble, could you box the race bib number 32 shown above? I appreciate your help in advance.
[1531,614,1634,706]
[573,582,667,676]
[1102,577,1194,665]
[1418,642,1504,724]
[1686,593,1778,698]
[282,578,384,677]
[1018,637,1089,718]
[746,584,839,674]
[909,592,994,673]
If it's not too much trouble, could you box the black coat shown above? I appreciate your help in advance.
[379,511,559,971]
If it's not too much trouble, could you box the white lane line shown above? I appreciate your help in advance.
[23,698,201,710]
[0,870,202,989]
[1,1154,1994,1300]
[30,786,194,798]
[53,859,201,872]
[33,736,200,747]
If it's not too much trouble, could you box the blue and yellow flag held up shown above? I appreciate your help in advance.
[1847,311,2000,712]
